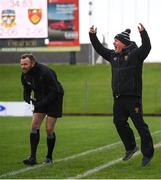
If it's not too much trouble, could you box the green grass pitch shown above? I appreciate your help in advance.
[0,116,161,179]
[0,63,161,114]
[0,63,161,178]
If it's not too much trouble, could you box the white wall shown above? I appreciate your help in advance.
[79,0,161,62]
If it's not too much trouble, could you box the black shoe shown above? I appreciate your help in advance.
[123,146,139,161]
[141,156,152,167]
[23,157,37,165]
[43,157,53,165]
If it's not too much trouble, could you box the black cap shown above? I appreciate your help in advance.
[115,29,131,46]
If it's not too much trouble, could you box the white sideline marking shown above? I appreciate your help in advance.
[0,141,122,178]
[56,130,161,162]
[0,164,45,178]
[0,130,160,178]
[56,141,122,162]
[69,143,161,179]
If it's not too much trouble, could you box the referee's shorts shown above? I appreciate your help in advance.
[34,94,64,118]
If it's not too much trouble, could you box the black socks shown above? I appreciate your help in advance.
[46,132,56,159]
[30,129,40,159]
[29,129,56,160]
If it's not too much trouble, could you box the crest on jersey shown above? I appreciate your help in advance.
[124,55,128,61]
[134,107,139,113]
[113,57,118,61]
[28,9,42,25]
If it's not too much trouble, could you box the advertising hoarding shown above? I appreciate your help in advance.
[48,0,79,47]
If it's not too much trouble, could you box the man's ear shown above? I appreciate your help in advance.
[31,61,35,68]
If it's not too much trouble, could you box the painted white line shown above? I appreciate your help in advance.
[69,143,161,179]
[0,141,121,179]
[56,141,122,162]
[0,130,160,178]
[56,130,161,163]
[0,164,45,178]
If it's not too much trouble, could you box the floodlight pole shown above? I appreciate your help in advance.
[88,0,95,65]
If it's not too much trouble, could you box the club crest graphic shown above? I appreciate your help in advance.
[134,107,139,113]
[124,55,128,61]
[28,9,42,25]
[1,9,16,28]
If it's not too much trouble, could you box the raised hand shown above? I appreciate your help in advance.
[89,25,97,33]
[138,23,145,32]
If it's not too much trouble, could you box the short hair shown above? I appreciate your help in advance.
[21,54,36,63]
